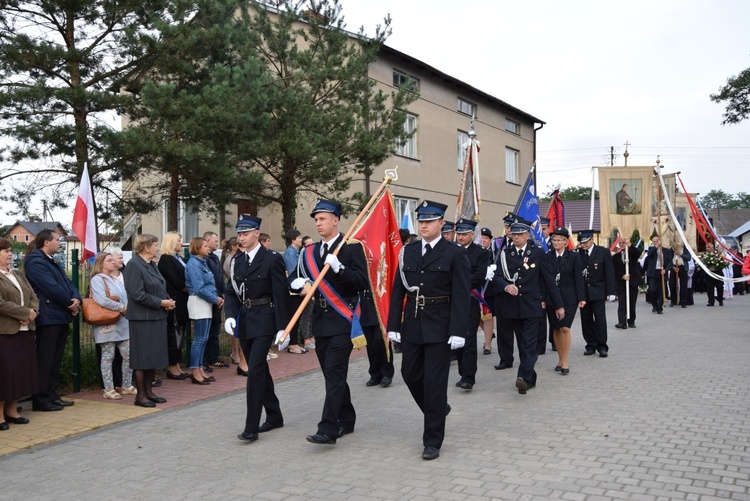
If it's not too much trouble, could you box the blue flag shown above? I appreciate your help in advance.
[515,168,548,252]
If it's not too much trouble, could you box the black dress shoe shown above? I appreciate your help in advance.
[190,374,210,385]
[0,422,8,431]
[718,301,724,306]
[584,349,596,356]
[203,376,216,382]
[515,377,528,394]
[599,350,608,358]
[657,309,663,314]
[707,302,714,306]
[337,426,354,438]
[422,446,440,460]
[681,305,687,308]
[560,368,570,375]
[4,414,29,424]
[365,378,381,387]
[459,381,473,390]
[555,365,561,371]
[147,396,167,404]
[483,348,492,355]
[445,404,451,416]
[627,323,636,328]
[166,371,188,380]
[455,379,462,387]
[53,399,74,407]
[652,307,657,312]
[134,399,156,408]
[237,432,258,442]
[494,362,513,370]
[236,367,248,377]
[258,421,284,433]
[33,403,63,412]
[379,377,392,388]
[306,433,336,444]
[614,324,626,329]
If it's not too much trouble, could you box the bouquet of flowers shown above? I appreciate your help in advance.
[702,249,729,271]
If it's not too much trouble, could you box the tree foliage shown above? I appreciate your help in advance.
[700,189,750,210]
[710,63,750,125]
[0,0,172,217]
[540,185,599,202]
[112,0,269,230]
[237,0,418,230]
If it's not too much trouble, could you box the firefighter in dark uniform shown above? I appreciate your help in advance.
[490,212,520,370]
[361,285,394,388]
[441,220,455,243]
[224,214,291,442]
[577,229,616,357]
[289,199,369,445]
[454,218,490,390]
[491,222,564,394]
[536,216,554,354]
[387,200,471,460]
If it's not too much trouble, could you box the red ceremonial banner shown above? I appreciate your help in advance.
[350,189,403,339]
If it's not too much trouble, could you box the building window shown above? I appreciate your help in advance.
[12,235,17,241]
[394,196,418,234]
[162,201,200,241]
[395,113,418,159]
[24,235,28,242]
[457,98,476,117]
[505,118,520,135]
[392,70,419,92]
[505,147,520,184]
[457,130,469,171]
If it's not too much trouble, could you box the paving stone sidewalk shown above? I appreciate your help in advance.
[1,294,748,500]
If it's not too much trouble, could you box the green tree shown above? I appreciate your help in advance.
[731,192,750,209]
[0,1,172,218]
[710,62,750,125]
[541,185,599,202]
[701,189,734,210]
[237,0,418,230]
[113,0,269,230]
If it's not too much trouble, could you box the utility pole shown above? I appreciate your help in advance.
[610,146,615,166]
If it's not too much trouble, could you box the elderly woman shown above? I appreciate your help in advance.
[545,228,586,375]
[90,252,136,399]
[157,231,189,379]
[123,234,175,407]
[186,237,224,384]
[0,237,39,429]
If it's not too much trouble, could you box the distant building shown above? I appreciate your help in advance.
[5,221,67,245]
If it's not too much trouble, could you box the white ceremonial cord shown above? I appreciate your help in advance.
[397,247,421,316]
[500,250,518,285]
[229,255,245,300]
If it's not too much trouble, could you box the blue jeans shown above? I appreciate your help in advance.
[190,318,211,369]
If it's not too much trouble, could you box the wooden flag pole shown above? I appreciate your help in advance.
[278,168,399,343]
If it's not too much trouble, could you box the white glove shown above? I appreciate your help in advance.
[290,278,308,290]
[607,295,616,302]
[388,331,401,343]
[275,330,289,350]
[485,264,496,281]
[224,318,236,335]
[448,336,465,350]
[324,254,341,273]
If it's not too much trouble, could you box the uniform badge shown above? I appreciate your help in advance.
[530,263,536,268]
[594,263,599,270]
[523,264,529,269]
[422,201,428,207]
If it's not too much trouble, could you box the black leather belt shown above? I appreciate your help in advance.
[317,295,359,309]
[242,297,272,308]
[406,295,451,307]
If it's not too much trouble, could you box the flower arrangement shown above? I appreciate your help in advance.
[702,248,729,271]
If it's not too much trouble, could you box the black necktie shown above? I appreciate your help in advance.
[322,243,329,259]
[423,243,432,257]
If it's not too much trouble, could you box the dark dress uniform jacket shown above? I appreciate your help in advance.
[387,238,471,343]
[225,246,290,339]
[545,249,586,306]
[466,243,491,295]
[492,245,563,318]
[613,246,643,284]
[579,245,616,301]
[291,234,369,337]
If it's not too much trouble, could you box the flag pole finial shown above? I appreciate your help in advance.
[468,113,476,138]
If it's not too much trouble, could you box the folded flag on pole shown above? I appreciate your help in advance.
[609,232,621,253]
[546,185,565,229]
[514,165,547,251]
[455,117,481,223]
[72,163,97,260]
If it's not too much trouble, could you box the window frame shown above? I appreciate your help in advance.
[395,112,418,159]
[457,97,476,117]
[392,69,419,93]
[505,147,520,185]
[394,196,418,233]
[505,118,520,135]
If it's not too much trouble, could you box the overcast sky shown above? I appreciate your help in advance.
[341,0,750,197]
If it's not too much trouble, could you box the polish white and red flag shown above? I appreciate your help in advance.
[72,164,97,260]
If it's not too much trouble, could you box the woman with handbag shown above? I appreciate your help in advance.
[123,234,175,407]
[0,238,39,430]
[88,252,136,399]
[185,237,224,385]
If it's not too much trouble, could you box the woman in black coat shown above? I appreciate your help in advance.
[123,234,176,407]
[157,231,189,379]
[545,228,586,375]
